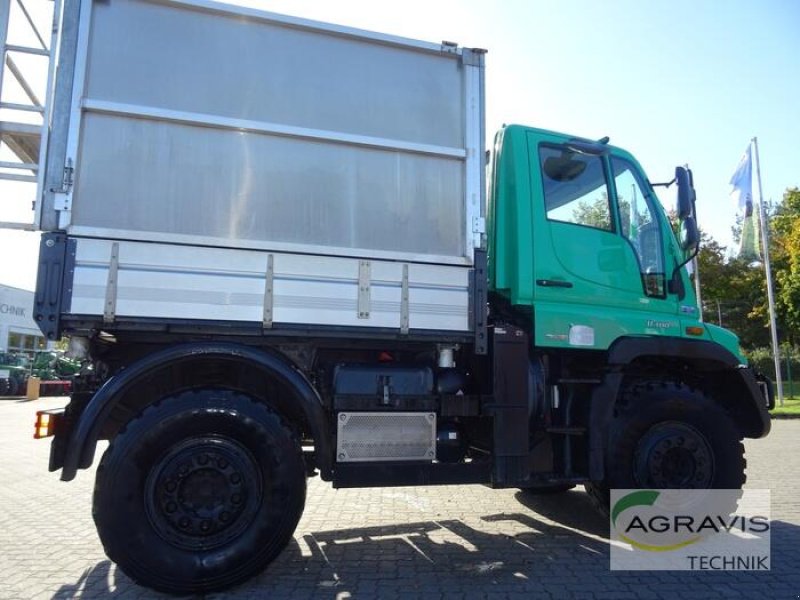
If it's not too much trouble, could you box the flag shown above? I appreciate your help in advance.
[730,145,753,215]
[730,144,759,260]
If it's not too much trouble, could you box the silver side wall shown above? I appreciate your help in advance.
[70,238,471,332]
[38,0,485,332]
[41,0,485,264]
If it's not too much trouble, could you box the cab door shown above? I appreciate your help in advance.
[527,131,679,350]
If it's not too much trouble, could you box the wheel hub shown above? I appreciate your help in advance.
[634,421,714,488]
[145,437,262,550]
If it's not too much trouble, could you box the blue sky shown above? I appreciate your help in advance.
[1,0,799,289]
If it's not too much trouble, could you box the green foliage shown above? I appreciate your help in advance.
[697,232,771,348]
[571,194,634,231]
[569,193,616,230]
[770,396,800,415]
[745,346,800,408]
[771,188,800,341]
[744,346,773,375]
[699,188,800,349]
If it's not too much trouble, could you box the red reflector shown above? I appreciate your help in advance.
[685,326,704,337]
[34,411,56,439]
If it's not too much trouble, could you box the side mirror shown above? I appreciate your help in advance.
[675,166,696,219]
[679,216,700,254]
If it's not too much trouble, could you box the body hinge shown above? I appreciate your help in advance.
[358,260,370,319]
[262,254,274,329]
[400,264,410,334]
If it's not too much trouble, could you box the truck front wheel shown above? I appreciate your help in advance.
[93,389,306,595]
[586,382,745,514]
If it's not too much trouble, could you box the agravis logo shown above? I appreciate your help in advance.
[612,490,702,551]
[609,489,771,571]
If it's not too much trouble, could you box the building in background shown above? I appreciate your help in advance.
[0,283,50,356]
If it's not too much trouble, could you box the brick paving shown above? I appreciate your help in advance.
[1,397,797,599]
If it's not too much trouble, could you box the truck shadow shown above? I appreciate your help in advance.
[51,490,799,599]
[512,487,609,537]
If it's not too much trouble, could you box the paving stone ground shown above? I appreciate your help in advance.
[1,397,797,599]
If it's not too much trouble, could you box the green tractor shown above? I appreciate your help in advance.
[30,351,81,381]
[0,352,30,397]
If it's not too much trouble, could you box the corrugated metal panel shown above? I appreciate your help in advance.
[48,0,484,266]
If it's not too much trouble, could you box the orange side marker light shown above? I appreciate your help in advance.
[34,411,55,439]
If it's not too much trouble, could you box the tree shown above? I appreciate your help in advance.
[698,188,800,349]
[696,233,771,348]
[771,187,800,345]
[571,194,634,232]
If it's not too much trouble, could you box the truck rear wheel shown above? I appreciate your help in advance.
[585,382,745,515]
[93,389,306,595]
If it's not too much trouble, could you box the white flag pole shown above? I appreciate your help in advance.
[752,137,783,406]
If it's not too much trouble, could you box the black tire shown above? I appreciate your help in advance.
[0,378,9,396]
[93,389,306,595]
[585,382,745,515]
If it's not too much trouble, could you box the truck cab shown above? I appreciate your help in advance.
[491,125,701,351]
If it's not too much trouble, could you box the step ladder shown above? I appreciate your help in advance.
[0,0,57,230]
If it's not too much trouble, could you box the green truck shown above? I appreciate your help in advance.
[31,0,770,594]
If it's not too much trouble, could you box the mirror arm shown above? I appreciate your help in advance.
[668,262,685,299]
[669,244,700,300]
[650,177,676,189]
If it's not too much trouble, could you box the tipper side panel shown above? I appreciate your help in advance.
[37,0,485,334]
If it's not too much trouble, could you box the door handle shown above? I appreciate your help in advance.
[536,279,573,288]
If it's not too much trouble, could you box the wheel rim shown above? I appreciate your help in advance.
[145,436,263,551]
[633,421,714,488]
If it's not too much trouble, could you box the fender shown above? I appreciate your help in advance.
[588,336,771,480]
[608,335,741,367]
[60,342,331,481]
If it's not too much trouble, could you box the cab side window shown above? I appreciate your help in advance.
[539,145,613,232]
[611,157,665,297]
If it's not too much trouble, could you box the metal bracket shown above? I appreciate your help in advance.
[103,242,119,324]
[52,159,74,193]
[472,249,488,355]
[52,158,74,211]
[34,233,75,341]
[358,260,370,319]
[461,47,487,67]
[262,254,274,328]
[400,264,410,334]
[440,40,459,54]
